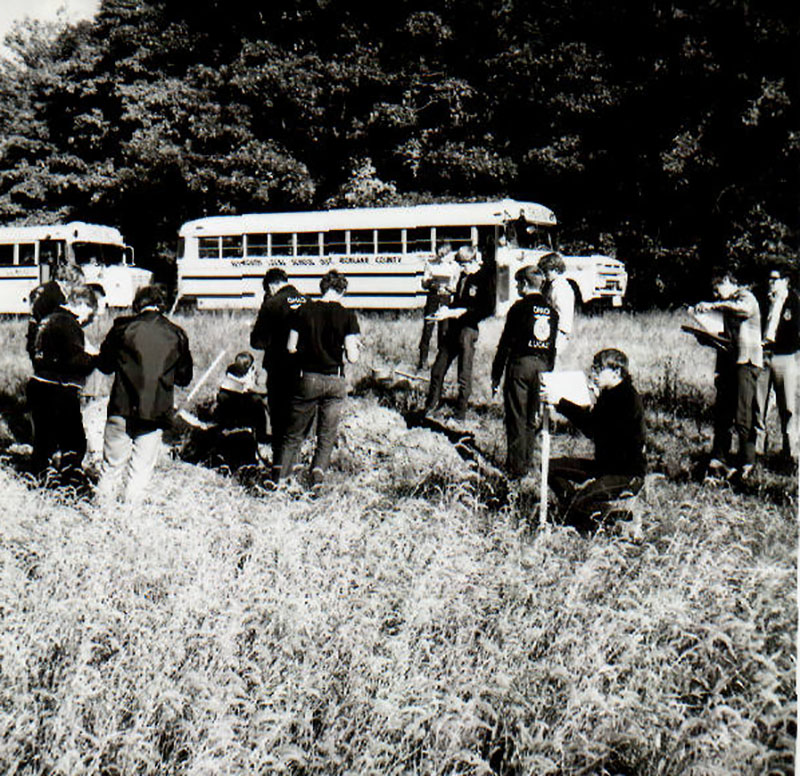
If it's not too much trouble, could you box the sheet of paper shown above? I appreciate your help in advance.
[689,308,725,335]
[541,370,593,407]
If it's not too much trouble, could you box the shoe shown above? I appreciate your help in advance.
[310,467,325,487]
[705,458,735,482]
[257,443,271,464]
[739,463,756,483]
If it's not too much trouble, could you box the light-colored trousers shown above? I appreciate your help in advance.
[755,353,798,458]
[97,415,162,505]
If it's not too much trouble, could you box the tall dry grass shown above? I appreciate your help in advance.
[0,307,795,774]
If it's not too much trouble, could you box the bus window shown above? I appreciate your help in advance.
[324,230,347,255]
[246,234,269,257]
[406,227,433,254]
[0,245,13,266]
[40,239,65,266]
[377,229,402,253]
[296,232,321,256]
[221,236,243,258]
[74,243,125,266]
[18,243,36,266]
[271,233,293,256]
[198,237,220,259]
[436,226,473,249]
[350,229,374,255]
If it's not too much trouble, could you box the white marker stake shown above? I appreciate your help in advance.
[182,348,227,408]
[539,404,551,527]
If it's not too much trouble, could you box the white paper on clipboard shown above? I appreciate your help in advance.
[689,308,725,336]
[541,370,593,407]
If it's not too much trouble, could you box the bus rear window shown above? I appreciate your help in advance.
[324,230,347,255]
[246,234,269,256]
[221,236,243,258]
[406,227,432,254]
[271,234,293,256]
[350,230,374,255]
[198,237,220,259]
[377,229,402,253]
[296,233,321,256]
[0,245,13,266]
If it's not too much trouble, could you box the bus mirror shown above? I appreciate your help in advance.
[124,246,135,265]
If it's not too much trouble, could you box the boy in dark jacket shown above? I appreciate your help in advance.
[547,348,646,531]
[491,264,558,478]
[95,284,193,506]
[26,284,98,479]
[214,351,269,455]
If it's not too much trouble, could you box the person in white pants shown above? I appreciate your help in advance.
[95,285,193,506]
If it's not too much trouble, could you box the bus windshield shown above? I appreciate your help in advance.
[504,217,553,251]
[73,242,126,266]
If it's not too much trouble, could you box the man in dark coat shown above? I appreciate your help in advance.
[26,263,85,362]
[250,268,306,465]
[491,265,558,478]
[423,246,496,419]
[27,283,98,480]
[95,284,193,506]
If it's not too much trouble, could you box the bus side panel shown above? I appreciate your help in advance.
[0,268,39,314]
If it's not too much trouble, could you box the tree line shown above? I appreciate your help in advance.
[0,0,796,306]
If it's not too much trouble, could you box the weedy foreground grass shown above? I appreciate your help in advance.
[0,309,796,775]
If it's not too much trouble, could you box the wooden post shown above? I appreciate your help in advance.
[539,403,551,527]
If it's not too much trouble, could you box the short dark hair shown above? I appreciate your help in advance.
[320,269,348,295]
[514,264,543,287]
[538,252,566,274]
[263,268,288,289]
[229,351,254,377]
[710,267,740,286]
[67,283,98,310]
[592,348,629,377]
[133,284,166,313]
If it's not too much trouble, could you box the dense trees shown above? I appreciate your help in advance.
[0,0,796,304]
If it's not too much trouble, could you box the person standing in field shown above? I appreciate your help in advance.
[417,242,459,370]
[546,348,646,532]
[250,267,306,467]
[277,270,360,487]
[695,269,763,480]
[423,245,496,420]
[755,264,799,466]
[26,284,98,482]
[26,263,86,362]
[95,284,193,506]
[491,265,558,478]
[539,252,575,366]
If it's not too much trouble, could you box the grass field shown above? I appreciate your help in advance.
[0,308,796,775]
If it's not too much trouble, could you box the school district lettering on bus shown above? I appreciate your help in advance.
[174,200,628,312]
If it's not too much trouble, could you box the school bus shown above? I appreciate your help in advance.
[175,200,627,313]
[0,222,151,313]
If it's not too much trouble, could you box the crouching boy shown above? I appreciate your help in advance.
[547,348,646,532]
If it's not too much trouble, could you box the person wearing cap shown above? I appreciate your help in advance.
[538,252,575,365]
[755,264,799,464]
[95,284,193,506]
[695,269,763,480]
[423,245,496,420]
[27,283,98,480]
[277,270,360,487]
[417,242,459,370]
[491,265,558,478]
[250,267,306,464]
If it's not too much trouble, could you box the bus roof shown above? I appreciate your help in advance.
[0,221,126,244]
[179,199,558,237]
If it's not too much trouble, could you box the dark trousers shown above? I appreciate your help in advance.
[712,363,760,465]
[214,390,268,443]
[278,373,347,478]
[267,368,298,464]
[549,457,643,532]
[503,356,548,477]
[418,293,448,367]
[26,378,86,475]
[425,324,478,415]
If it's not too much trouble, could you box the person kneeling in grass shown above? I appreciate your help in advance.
[546,348,646,532]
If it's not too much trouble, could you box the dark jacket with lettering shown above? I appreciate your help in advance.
[557,377,646,478]
[451,264,496,331]
[26,280,67,360]
[491,292,558,384]
[96,310,193,427]
[250,284,306,370]
[31,306,95,388]
[770,289,800,355]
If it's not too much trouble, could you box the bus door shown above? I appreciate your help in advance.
[38,239,67,283]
